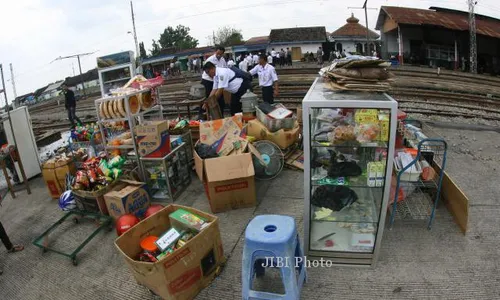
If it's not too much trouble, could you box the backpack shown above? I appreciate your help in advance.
[229,66,252,82]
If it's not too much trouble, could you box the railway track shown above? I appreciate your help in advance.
[29,65,500,137]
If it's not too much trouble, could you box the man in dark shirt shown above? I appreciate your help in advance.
[0,221,24,274]
[62,85,82,128]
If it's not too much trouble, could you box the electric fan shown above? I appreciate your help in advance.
[251,141,285,180]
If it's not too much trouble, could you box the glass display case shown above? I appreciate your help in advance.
[97,51,136,97]
[302,78,398,266]
[140,142,191,201]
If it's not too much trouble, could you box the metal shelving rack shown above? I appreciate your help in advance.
[388,120,447,229]
[94,88,163,181]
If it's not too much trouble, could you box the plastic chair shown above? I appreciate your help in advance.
[242,215,306,300]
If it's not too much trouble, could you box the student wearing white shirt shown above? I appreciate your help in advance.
[201,46,227,111]
[239,58,248,71]
[227,59,235,67]
[252,53,259,65]
[203,62,251,116]
[267,52,273,66]
[249,54,279,104]
[246,54,253,69]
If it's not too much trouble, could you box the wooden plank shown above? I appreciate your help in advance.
[434,166,469,234]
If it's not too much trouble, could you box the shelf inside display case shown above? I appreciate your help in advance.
[309,221,377,253]
[311,141,387,148]
[310,186,381,223]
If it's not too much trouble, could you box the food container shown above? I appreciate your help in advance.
[256,103,296,132]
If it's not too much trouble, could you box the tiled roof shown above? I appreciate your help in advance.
[331,13,379,39]
[245,36,269,45]
[269,26,327,43]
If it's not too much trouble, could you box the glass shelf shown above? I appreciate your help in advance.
[310,186,381,223]
[309,221,377,253]
[311,173,387,188]
[311,140,387,148]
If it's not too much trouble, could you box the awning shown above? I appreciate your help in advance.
[142,54,175,65]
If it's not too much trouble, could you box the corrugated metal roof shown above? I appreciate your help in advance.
[331,13,379,39]
[376,6,500,39]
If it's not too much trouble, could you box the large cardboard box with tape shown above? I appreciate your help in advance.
[104,180,151,220]
[114,204,225,300]
[135,121,171,158]
[194,150,256,213]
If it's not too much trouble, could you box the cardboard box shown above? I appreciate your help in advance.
[256,104,296,132]
[297,107,303,124]
[199,115,244,154]
[246,119,300,150]
[193,151,256,213]
[136,121,171,158]
[114,204,225,300]
[42,158,76,199]
[104,180,151,220]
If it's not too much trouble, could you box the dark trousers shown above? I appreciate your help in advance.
[287,55,292,66]
[201,79,225,115]
[230,81,250,115]
[262,86,274,104]
[67,106,82,127]
[0,221,13,250]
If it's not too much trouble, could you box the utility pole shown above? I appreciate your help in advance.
[468,0,478,74]
[9,63,17,100]
[72,63,76,76]
[52,52,94,97]
[213,30,216,46]
[130,1,142,74]
[348,2,377,56]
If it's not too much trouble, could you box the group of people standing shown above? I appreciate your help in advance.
[270,48,293,67]
[201,46,279,117]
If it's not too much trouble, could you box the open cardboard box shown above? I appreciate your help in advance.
[246,119,300,149]
[194,150,256,213]
[114,204,225,300]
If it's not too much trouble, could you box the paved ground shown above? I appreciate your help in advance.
[1,125,499,299]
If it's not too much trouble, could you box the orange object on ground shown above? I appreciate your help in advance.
[140,236,159,252]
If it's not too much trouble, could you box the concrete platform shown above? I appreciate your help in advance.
[1,127,499,299]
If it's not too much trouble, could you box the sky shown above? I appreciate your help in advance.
[1,0,500,104]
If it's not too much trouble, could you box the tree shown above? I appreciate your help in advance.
[214,26,243,47]
[157,25,198,50]
[139,42,148,59]
[150,39,161,56]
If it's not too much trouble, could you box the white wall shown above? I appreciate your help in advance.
[267,43,323,56]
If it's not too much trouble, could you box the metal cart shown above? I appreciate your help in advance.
[388,120,448,229]
[32,210,113,266]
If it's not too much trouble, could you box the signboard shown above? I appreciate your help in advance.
[97,51,134,69]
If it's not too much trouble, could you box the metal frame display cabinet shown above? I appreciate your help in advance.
[140,142,192,202]
[302,77,398,266]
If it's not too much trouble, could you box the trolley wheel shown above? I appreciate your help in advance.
[73,217,79,224]
[42,248,48,253]
[72,258,78,266]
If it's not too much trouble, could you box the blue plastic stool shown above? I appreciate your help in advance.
[242,215,307,300]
